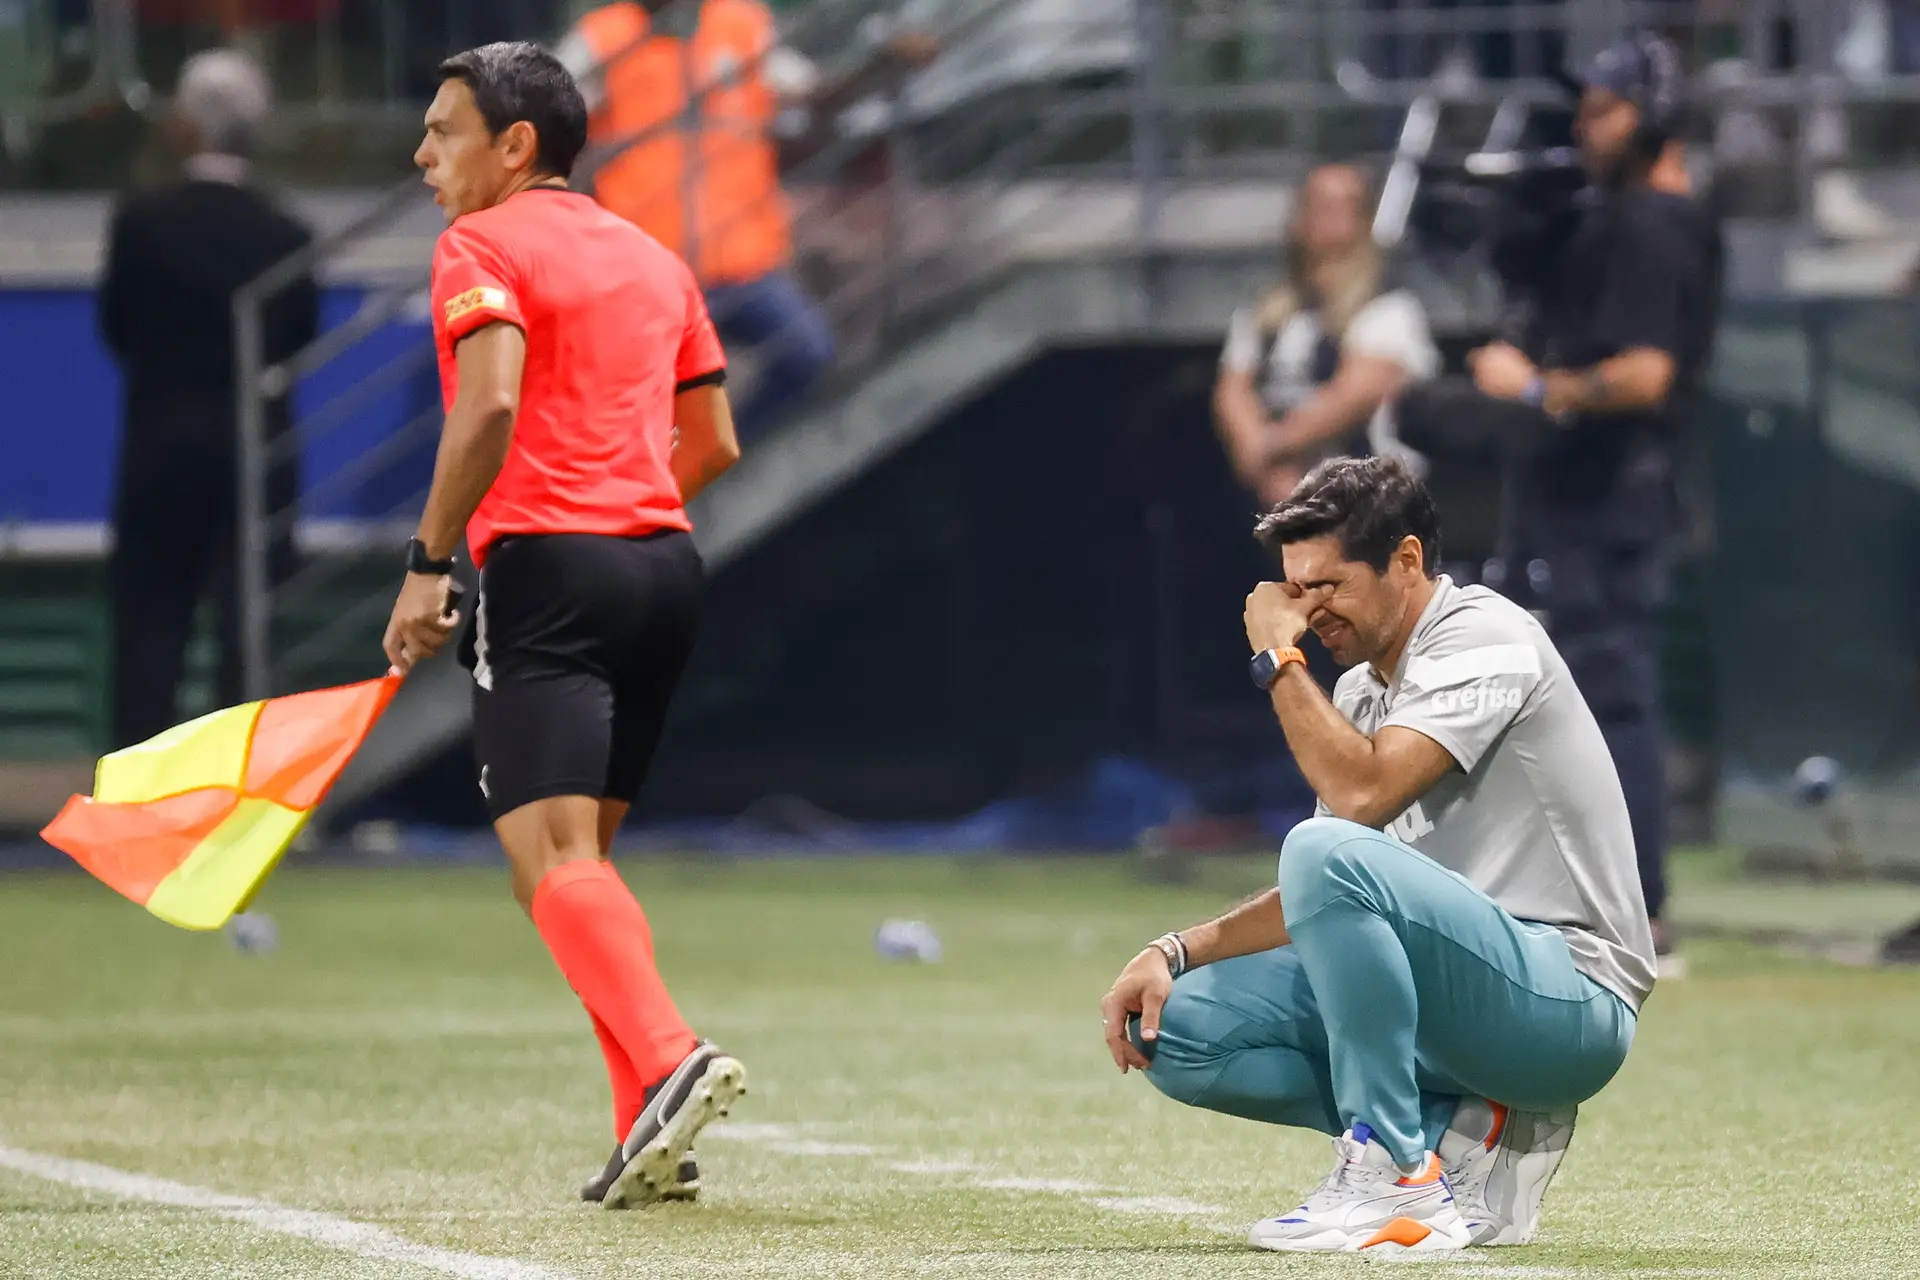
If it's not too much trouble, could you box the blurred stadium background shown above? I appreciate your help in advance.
[2,3,1920,1276]
[1,0,1917,873]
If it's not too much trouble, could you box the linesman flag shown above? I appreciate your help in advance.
[40,676,401,930]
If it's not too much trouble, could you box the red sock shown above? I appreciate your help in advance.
[531,861,699,1111]
[589,1011,644,1140]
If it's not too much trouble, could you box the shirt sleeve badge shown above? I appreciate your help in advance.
[444,287,509,324]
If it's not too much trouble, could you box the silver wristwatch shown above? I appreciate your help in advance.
[1149,931,1188,978]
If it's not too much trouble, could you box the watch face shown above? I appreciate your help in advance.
[1249,650,1278,690]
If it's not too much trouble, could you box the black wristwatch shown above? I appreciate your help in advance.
[405,537,456,576]
[1249,646,1306,691]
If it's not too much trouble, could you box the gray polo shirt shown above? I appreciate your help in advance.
[1323,576,1656,1011]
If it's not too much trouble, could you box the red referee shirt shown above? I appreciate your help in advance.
[429,187,727,567]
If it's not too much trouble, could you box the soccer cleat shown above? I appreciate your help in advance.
[1438,1099,1577,1245]
[659,1152,702,1203]
[1246,1125,1472,1255]
[581,1146,699,1203]
[602,1041,746,1210]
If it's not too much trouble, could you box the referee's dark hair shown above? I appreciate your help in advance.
[1255,455,1441,576]
[438,41,589,181]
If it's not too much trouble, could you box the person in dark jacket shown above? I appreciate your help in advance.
[99,49,318,747]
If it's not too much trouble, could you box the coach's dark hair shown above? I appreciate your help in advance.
[1254,455,1441,576]
[437,41,588,180]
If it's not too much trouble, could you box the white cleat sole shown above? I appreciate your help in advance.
[602,1056,747,1210]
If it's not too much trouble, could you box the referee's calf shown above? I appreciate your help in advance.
[383,41,745,1210]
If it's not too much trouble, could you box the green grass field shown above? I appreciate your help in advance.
[3,854,1918,1279]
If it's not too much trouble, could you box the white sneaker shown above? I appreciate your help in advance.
[1438,1099,1577,1245]
[1247,1125,1472,1255]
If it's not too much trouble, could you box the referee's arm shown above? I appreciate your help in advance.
[417,322,524,562]
[384,321,525,671]
[670,380,741,504]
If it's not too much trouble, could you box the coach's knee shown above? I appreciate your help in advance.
[1279,816,1382,922]
[1137,982,1227,1108]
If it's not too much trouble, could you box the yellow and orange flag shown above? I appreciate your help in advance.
[40,676,400,930]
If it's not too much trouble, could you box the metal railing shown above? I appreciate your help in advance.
[231,179,430,699]
[223,0,1920,702]
[11,0,1920,175]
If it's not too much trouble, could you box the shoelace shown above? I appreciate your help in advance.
[1292,1133,1373,1211]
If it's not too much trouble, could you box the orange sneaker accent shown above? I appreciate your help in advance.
[1484,1101,1510,1152]
[1395,1153,1444,1187]
[1361,1217,1435,1249]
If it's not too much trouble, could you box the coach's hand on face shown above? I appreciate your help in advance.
[383,572,461,673]
[1245,581,1331,653]
[1100,947,1174,1073]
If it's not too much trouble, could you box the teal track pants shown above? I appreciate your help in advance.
[1141,817,1636,1167]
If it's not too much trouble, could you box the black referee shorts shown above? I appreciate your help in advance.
[459,531,702,820]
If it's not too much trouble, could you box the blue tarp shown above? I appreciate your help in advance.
[0,287,434,525]
[636,755,1208,853]
[4,752,1315,866]
[344,755,1314,860]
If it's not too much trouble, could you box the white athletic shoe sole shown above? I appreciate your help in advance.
[1355,1215,1475,1258]
[1249,1211,1473,1256]
[602,1055,747,1210]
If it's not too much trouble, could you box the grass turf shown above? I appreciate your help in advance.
[2,854,1917,1279]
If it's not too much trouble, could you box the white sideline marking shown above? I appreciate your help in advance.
[767,1140,880,1157]
[976,1176,1115,1194]
[707,1121,1636,1275]
[887,1159,976,1175]
[0,1144,570,1280]
[698,1124,876,1157]
[1086,1195,1227,1216]
[716,1121,1225,1221]
[701,1122,805,1142]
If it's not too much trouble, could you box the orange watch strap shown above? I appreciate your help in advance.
[1274,646,1307,668]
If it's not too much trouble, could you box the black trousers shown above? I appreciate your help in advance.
[1525,533,1672,921]
[110,406,295,749]
[1399,379,1676,920]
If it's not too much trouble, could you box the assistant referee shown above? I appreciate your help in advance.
[382,41,745,1210]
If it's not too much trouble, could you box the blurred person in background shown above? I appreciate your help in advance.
[99,49,317,749]
[557,0,935,438]
[1214,162,1439,511]
[1461,33,1720,971]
